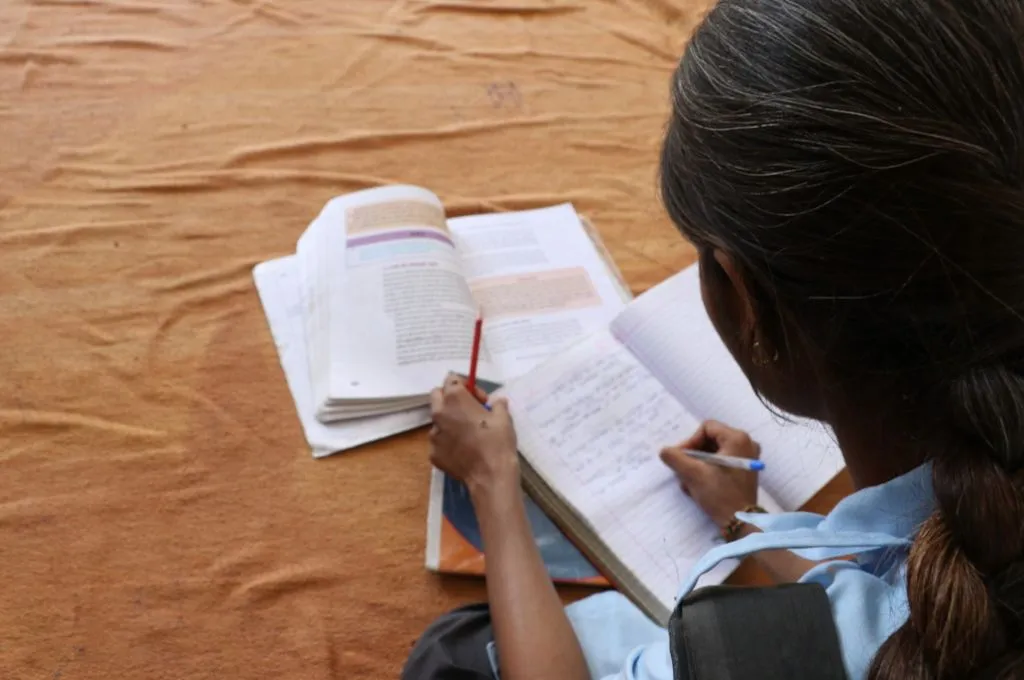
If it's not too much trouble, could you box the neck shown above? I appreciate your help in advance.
[828,408,928,490]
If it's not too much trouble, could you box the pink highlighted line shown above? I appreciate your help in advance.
[346,229,453,248]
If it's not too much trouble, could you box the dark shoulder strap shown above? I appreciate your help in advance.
[668,583,848,680]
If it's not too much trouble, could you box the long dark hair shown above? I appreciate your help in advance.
[661,1,1024,678]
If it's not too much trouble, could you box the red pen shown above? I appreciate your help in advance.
[466,314,490,410]
[467,314,483,395]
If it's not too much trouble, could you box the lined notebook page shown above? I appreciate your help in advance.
[610,266,844,510]
[504,329,737,611]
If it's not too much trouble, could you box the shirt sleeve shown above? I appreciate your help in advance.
[596,639,674,680]
[564,592,673,680]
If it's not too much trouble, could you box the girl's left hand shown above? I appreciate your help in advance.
[429,374,519,496]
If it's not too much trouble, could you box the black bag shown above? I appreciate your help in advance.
[668,583,848,680]
[403,584,848,680]
[402,604,497,680]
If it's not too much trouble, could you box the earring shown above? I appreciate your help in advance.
[752,339,779,367]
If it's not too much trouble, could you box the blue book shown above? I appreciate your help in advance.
[424,378,606,585]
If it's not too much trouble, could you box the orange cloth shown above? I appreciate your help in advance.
[0,1,850,677]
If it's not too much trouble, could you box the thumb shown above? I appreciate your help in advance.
[490,397,511,418]
[660,447,708,482]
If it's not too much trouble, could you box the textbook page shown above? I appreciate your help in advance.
[449,204,627,380]
[503,329,744,612]
[297,201,336,410]
[253,256,431,457]
[610,266,845,510]
[325,185,499,403]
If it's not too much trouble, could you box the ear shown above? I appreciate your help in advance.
[702,249,825,420]
[708,249,759,342]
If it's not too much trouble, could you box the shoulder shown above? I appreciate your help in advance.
[802,559,910,680]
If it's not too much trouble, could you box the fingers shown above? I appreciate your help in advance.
[702,420,744,444]
[660,446,709,483]
[453,379,489,406]
[441,374,471,400]
[679,420,760,460]
[440,372,494,409]
[490,397,510,417]
[433,374,490,418]
[703,419,760,459]
[678,421,710,451]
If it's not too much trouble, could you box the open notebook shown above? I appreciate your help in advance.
[297,186,626,422]
[499,264,845,623]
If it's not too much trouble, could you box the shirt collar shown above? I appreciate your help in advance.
[677,463,935,599]
[742,462,934,541]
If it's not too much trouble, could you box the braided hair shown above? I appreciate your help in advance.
[660,0,1024,677]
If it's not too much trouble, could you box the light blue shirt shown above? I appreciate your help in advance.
[564,463,934,680]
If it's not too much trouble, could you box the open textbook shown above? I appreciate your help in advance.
[498,264,846,623]
[296,186,627,422]
[253,192,630,457]
[254,256,434,457]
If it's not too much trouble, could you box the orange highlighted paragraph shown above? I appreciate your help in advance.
[470,267,601,319]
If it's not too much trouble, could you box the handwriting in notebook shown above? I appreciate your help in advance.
[518,332,699,495]
[509,331,722,601]
[611,267,845,510]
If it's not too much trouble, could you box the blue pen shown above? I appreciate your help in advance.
[683,449,765,472]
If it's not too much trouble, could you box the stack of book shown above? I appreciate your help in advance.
[253,185,846,620]
[252,184,632,586]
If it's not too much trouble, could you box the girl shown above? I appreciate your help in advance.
[414,0,1024,678]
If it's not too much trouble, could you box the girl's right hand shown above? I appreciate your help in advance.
[659,420,761,529]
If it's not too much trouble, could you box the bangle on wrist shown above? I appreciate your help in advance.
[722,504,767,542]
